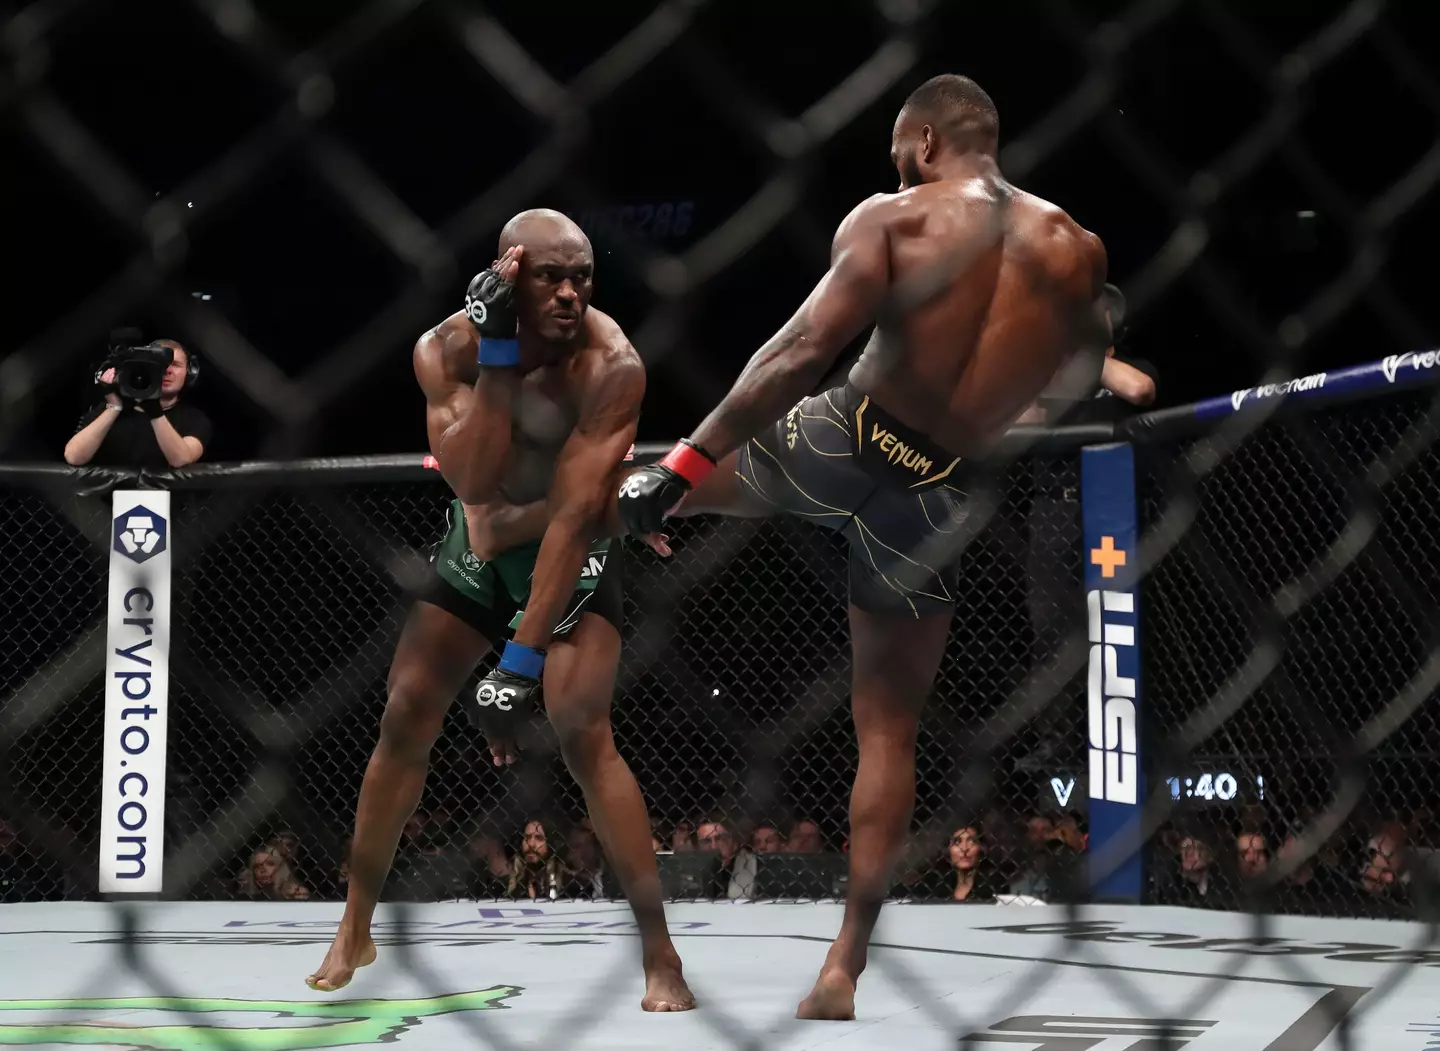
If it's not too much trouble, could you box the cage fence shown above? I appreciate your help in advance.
[3,0,1440,1047]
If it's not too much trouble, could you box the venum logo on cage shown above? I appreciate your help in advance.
[1087,536,1138,805]
[113,506,167,564]
[1228,370,1327,411]
[962,1015,1215,1049]
[1382,348,1440,384]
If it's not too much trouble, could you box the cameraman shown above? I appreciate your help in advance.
[63,340,211,468]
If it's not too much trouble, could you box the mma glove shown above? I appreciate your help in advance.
[464,268,521,367]
[616,438,717,535]
[469,641,545,739]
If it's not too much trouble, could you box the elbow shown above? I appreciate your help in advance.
[1134,377,1157,406]
[63,444,88,467]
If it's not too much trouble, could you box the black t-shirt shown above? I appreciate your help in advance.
[75,401,213,468]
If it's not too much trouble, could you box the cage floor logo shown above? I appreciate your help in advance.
[114,506,167,564]
[0,986,520,1050]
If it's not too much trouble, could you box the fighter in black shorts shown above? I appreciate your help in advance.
[310,209,693,1013]
[618,75,1113,1019]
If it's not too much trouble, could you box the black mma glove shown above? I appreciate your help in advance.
[617,438,716,535]
[469,641,544,743]
[464,268,521,367]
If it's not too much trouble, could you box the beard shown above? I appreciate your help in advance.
[898,150,923,190]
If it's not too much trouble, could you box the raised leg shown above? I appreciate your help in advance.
[797,603,952,1020]
[544,612,695,1012]
[308,601,491,991]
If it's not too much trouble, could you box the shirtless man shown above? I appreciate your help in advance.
[617,75,1111,1020]
[309,209,693,1013]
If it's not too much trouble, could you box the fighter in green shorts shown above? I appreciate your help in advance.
[422,498,623,645]
[309,210,694,1014]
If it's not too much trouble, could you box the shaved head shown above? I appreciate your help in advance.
[499,208,591,258]
[498,208,596,344]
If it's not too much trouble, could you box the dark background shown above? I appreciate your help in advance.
[6,0,1437,462]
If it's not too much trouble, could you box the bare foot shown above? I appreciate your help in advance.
[796,967,856,1021]
[306,929,378,992]
[640,958,696,1012]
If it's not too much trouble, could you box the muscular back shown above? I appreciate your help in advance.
[414,308,632,504]
[848,178,1106,458]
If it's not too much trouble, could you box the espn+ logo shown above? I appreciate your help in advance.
[1087,535,1138,805]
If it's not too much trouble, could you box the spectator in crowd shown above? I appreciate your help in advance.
[1024,814,1056,851]
[465,833,512,899]
[888,833,942,899]
[64,340,211,468]
[564,826,606,899]
[237,844,311,901]
[1236,831,1270,882]
[947,825,998,903]
[508,818,569,900]
[670,820,697,853]
[1275,830,1350,911]
[751,822,784,854]
[1165,834,1220,907]
[1359,823,1412,912]
[696,816,756,899]
[786,819,823,854]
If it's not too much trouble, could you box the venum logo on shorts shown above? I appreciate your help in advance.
[113,506,167,564]
[1087,536,1138,805]
[1229,370,1327,411]
[1382,349,1440,384]
[869,423,934,476]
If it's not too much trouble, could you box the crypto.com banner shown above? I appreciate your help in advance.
[97,491,172,893]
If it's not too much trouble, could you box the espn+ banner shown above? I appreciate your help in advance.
[98,491,172,893]
[1082,444,1144,901]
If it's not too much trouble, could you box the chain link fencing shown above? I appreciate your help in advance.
[3,0,1440,1045]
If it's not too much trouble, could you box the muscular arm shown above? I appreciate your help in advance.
[510,357,644,650]
[688,196,891,460]
[415,324,518,504]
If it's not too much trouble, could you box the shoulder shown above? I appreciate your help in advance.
[835,192,897,242]
[413,312,475,394]
[576,309,645,397]
[1016,192,1106,294]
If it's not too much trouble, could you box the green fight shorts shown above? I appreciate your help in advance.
[414,499,623,643]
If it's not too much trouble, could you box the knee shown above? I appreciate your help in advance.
[378,676,446,758]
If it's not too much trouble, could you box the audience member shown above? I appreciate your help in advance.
[1236,831,1270,882]
[696,816,756,899]
[564,826,606,899]
[751,822,784,854]
[465,834,512,898]
[670,820,697,853]
[786,819,823,854]
[946,825,998,903]
[508,818,569,900]
[236,845,311,901]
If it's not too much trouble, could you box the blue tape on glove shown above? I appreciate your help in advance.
[499,640,545,679]
[478,338,520,367]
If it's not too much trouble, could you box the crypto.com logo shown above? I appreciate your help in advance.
[0,986,520,1050]
[113,507,167,564]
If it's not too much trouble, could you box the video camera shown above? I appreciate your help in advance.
[95,339,174,402]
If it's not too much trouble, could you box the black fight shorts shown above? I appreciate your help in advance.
[735,383,970,617]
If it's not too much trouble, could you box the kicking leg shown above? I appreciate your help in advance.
[673,449,773,518]
[308,601,492,991]
[544,612,695,1012]
[798,603,951,1020]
